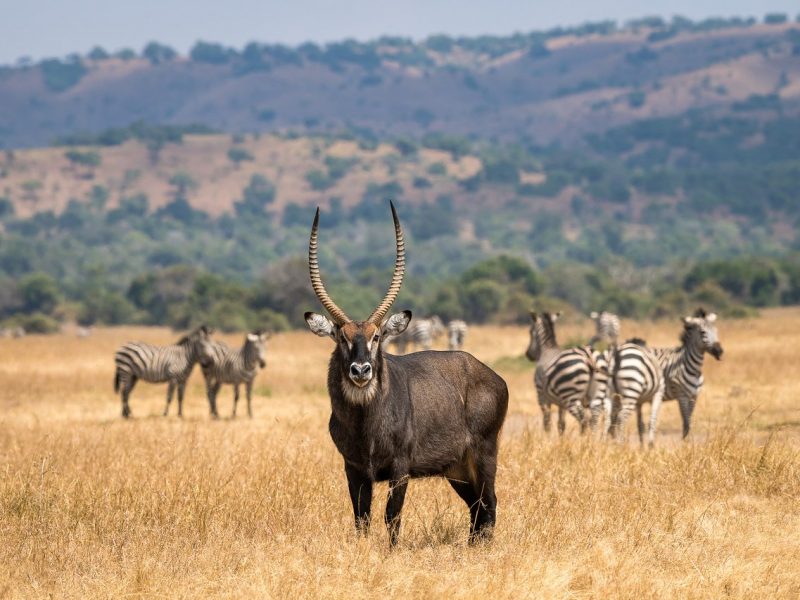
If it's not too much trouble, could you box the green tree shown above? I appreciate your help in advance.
[18,273,61,315]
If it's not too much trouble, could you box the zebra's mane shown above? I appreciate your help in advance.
[540,314,558,347]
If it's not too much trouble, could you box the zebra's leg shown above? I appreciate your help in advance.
[163,382,175,417]
[648,388,665,448]
[177,382,186,418]
[566,402,586,434]
[678,395,696,439]
[611,395,633,444]
[232,385,240,418]
[603,395,613,435]
[636,403,645,447]
[206,378,220,419]
[121,376,136,418]
[540,400,552,433]
[246,381,253,418]
[557,405,566,436]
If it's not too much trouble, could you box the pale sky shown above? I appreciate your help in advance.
[1,0,797,64]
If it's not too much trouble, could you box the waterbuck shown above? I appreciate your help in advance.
[304,202,509,546]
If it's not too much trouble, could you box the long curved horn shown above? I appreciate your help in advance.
[368,201,405,325]
[308,207,350,325]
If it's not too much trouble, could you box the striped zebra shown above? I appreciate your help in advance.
[608,338,665,446]
[201,330,269,419]
[113,325,213,419]
[447,319,468,351]
[589,311,620,347]
[650,308,723,439]
[526,312,610,434]
[385,315,445,354]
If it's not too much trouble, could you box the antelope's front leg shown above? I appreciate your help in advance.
[385,465,409,547]
[344,463,372,535]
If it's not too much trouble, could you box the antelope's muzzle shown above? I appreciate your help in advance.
[349,362,373,386]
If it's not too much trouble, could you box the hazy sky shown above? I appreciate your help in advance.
[2,0,798,64]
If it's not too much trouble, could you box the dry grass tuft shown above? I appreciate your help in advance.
[1,309,799,597]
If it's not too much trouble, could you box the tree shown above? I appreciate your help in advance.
[18,273,61,315]
[234,174,275,217]
[190,41,234,64]
[143,42,177,64]
[227,147,254,167]
[87,46,110,60]
[169,172,197,198]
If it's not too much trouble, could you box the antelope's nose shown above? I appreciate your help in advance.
[349,362,372,379]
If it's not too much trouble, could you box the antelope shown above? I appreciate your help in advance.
[304,202,509,546]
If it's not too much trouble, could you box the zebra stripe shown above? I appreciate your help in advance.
[447,320,468,351]
[650,309,723,439]
[113,325,212,418]
[527,312,610,434]
[608,339,665,446]
[385,315,445,353]
[589,311,620,347]
[201,331,269,418]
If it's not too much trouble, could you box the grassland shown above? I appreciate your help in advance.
[1,309,799,598]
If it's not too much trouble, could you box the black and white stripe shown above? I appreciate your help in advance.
[589,311,620,347]
[201,330,269,418]
[608,338,665,446]
[113,325,212,418]
[447,319,468,351]
[385,315,445,354]
[526,312,610,434]
[651,309,723,439]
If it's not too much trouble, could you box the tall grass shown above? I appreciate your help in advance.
[1,310,799,598]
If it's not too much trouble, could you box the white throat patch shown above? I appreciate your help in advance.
[341,375,379,405]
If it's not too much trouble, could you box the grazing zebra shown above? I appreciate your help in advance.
[447,319,468,351]
[526,312,610,434]
[385,315,445,354]
[650,308,723,439]
[608,338,665,446]
[201,330,269,419]
[113,325,213,419]
[589,311,620,347]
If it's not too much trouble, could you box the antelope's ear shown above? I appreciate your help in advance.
[706,312,717,323]
[382,310,412,337]
[305,312,336,339]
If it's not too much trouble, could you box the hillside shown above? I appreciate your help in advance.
[1,20,800,148]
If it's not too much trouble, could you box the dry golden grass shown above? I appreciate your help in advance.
[1,309,799,598]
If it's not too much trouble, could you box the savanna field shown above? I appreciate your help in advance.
[1,309,799,598]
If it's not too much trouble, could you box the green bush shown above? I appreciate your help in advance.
[40,58,87,92]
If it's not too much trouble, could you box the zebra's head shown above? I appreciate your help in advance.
[681,308,723,360]
[178,325,215,365]
[246,330,270,368]
[526,311,561,361]
[305,202,411,401]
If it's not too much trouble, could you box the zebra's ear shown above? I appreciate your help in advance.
[590,311,598,319]
[530,311,538,322]
[706,312,717,323]
[305,312,336,339]
[552,312,562,322]
[247,333,258,342]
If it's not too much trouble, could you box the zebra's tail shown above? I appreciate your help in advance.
[114,367,121,393]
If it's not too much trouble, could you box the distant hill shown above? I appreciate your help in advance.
[1,20,799,148]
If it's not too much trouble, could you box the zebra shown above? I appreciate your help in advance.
[201,330,269,419]
[113,325,213,419]
[608,338,665,446]
[526,312,610,434]
[447,319,468,351]
[589,311,620,347]
[385,315,445,354]
[650,308,723,439]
